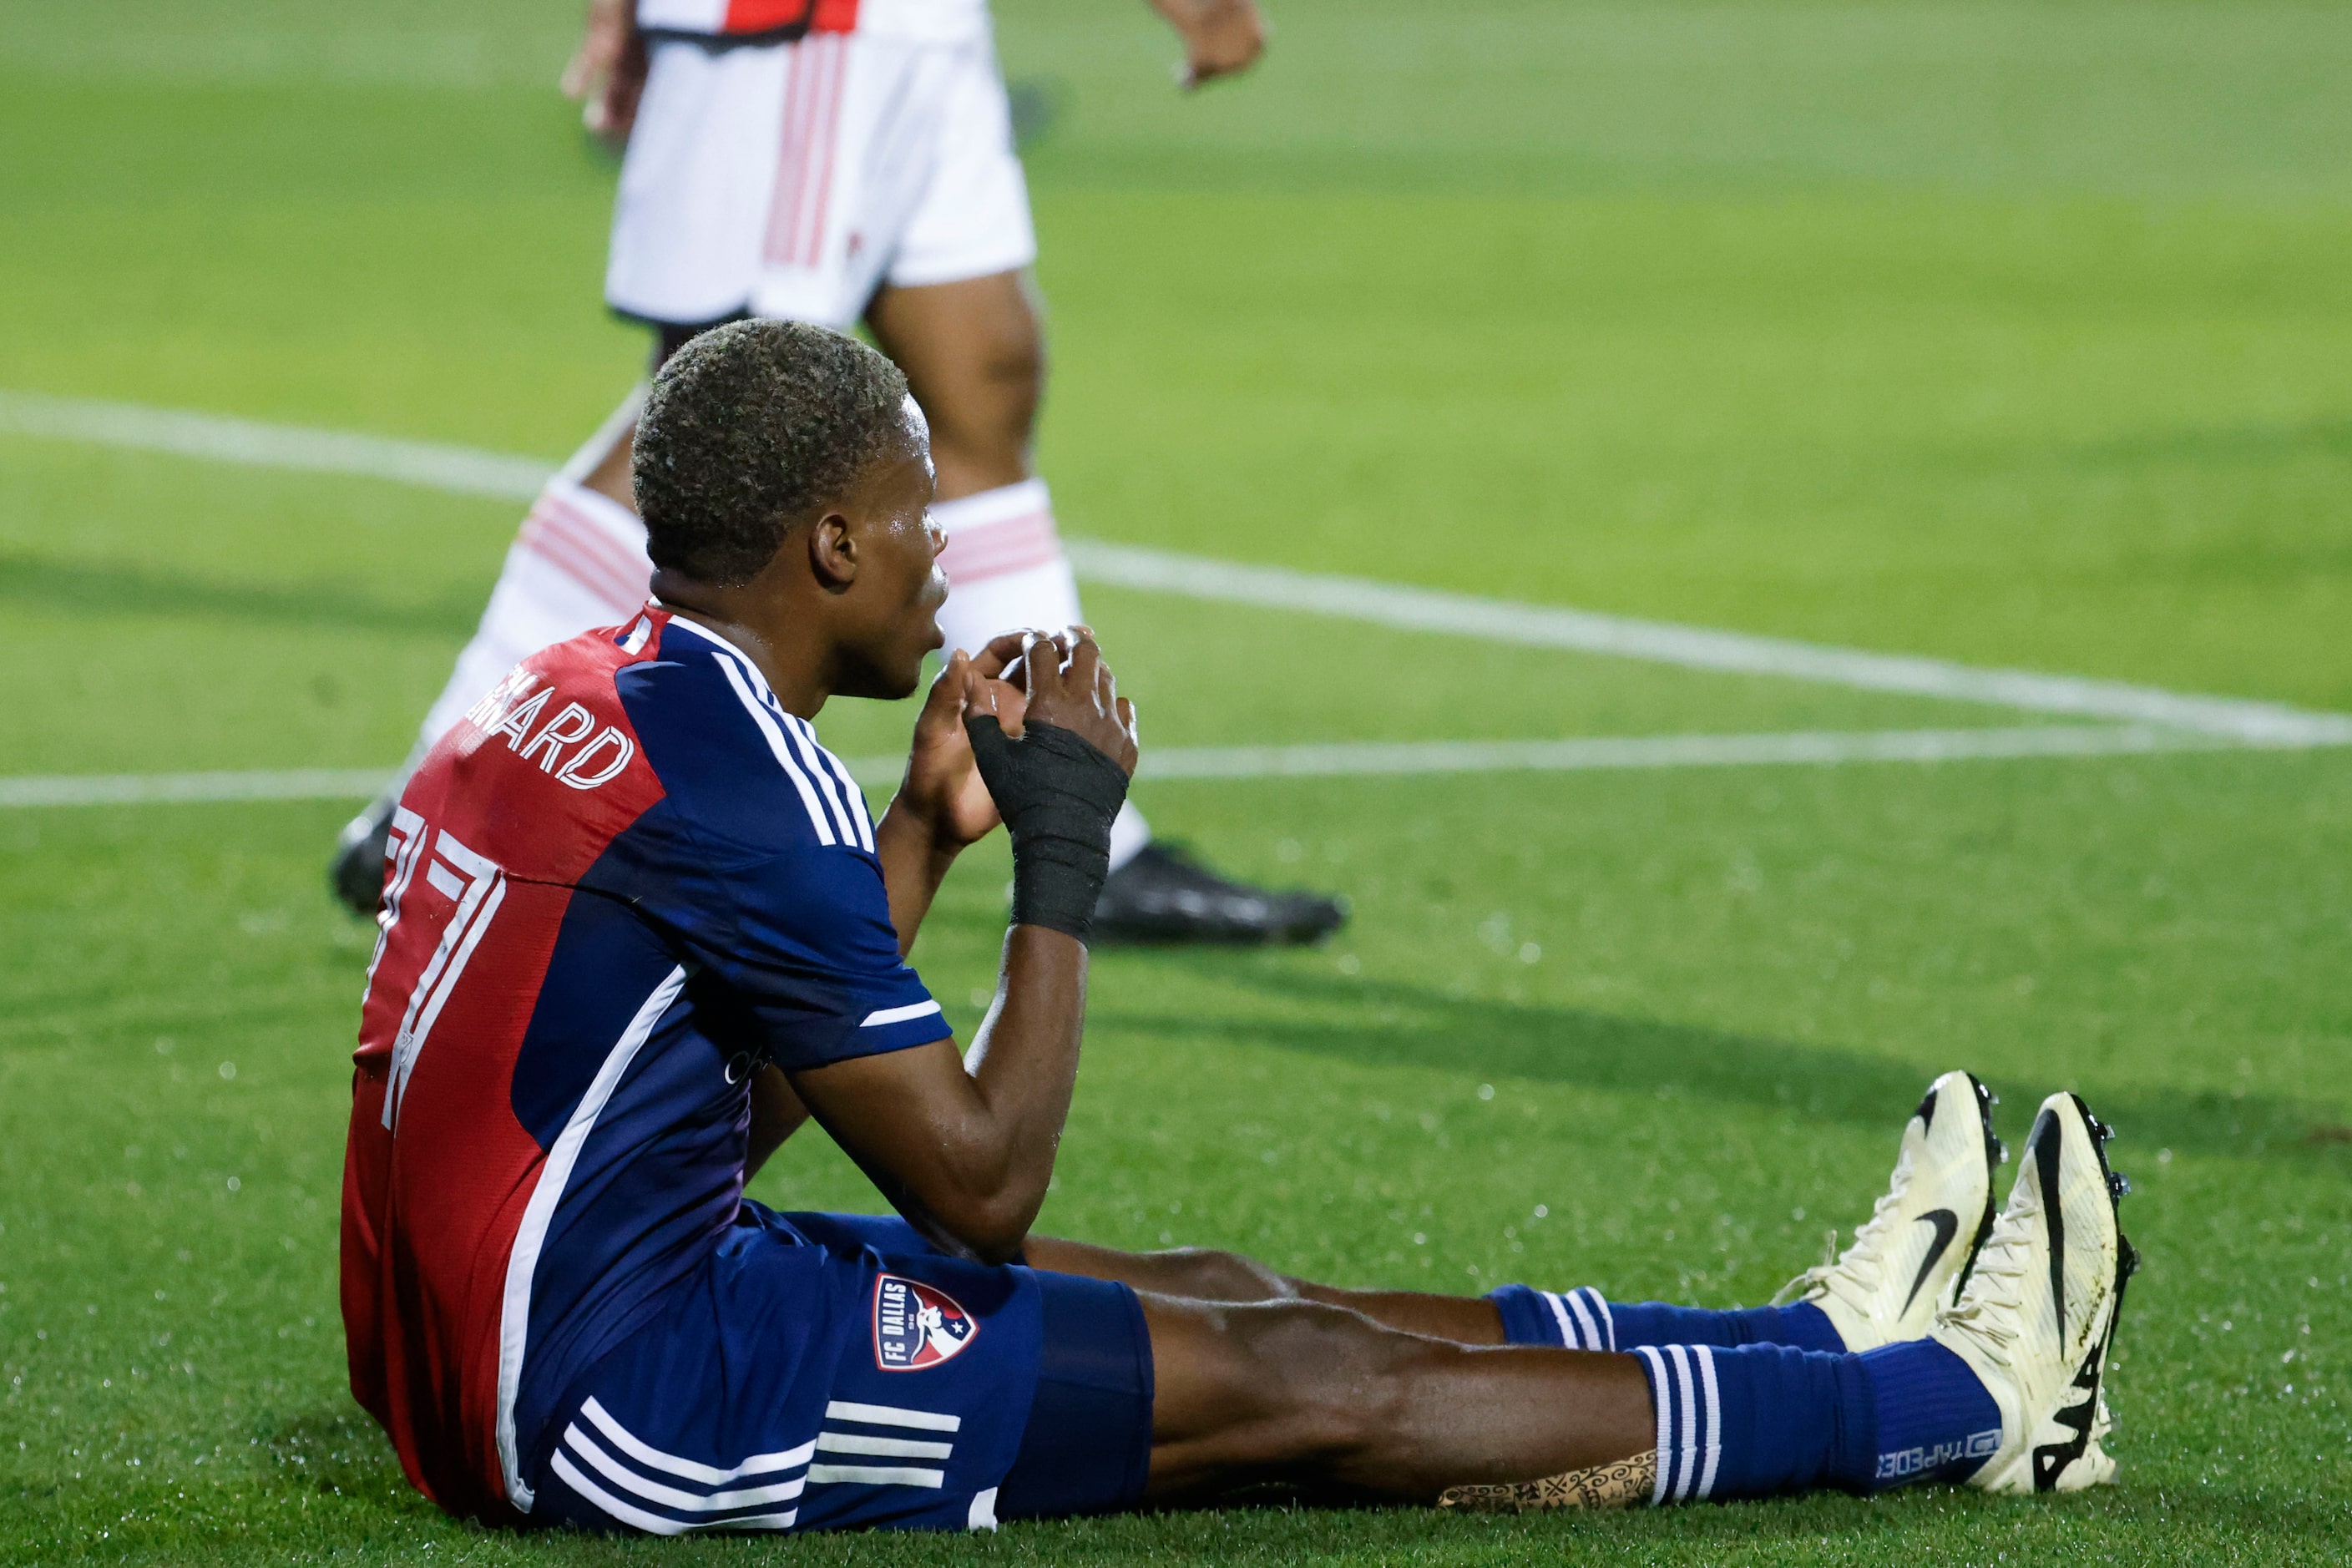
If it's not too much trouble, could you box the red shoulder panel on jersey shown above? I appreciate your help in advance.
[342,614,665,1520]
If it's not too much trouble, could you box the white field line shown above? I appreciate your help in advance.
[1065,542,2352,746]
[8,725,2339,810]
[0,768,394,809]
[1115,723,2277,781]
[9,390,2351,746]
[0,391,550,503]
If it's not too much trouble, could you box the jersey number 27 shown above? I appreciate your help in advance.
[368,806,508,1133]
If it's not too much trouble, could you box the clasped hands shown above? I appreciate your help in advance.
[893,628,1141,858]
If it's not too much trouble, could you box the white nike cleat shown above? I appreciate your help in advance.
[1935,1092,2137,1495]
[1774,1070,2004,1352]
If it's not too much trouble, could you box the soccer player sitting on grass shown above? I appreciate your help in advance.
[340,319,2139,1535]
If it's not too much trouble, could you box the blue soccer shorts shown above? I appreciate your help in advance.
[524,1205,1155,1535]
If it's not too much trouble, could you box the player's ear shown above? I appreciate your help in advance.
[807,509,858,589]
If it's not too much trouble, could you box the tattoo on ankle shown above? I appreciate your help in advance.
[1437,1448,1658,1512]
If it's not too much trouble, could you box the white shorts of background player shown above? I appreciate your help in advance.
[598,23,1086,712]
[606,23,1039,334]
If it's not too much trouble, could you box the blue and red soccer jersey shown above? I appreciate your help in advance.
[341,609,963,1520]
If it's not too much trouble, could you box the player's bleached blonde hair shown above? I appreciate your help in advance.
[634,319,915,586]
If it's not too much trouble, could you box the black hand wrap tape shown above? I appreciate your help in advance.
[966,716,1131,943]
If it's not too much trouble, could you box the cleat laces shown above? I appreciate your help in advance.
[1773,1151,1913,1316]
[1935,1192,2042,1369]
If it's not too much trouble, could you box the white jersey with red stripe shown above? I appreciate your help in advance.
[606,15,1032,331]
[635,0,989,43]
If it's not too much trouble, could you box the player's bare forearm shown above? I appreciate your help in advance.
[959,921,1090,1224]
[872,804,964,954]
[793,635,1132,1262]
[789,927,1088,1264]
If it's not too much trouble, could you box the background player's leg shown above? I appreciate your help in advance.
[867,271,1346,941]
[326,394,653,912]
[336,274,1342,938]
[863,270,1039,504]
[412,392,650,750]
[571,410,639,511]
[863,273,1096,710]
[327,319,733,913]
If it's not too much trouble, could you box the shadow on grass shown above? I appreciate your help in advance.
[1097,958,2352,1169]
[0,551,478,639]
[2056,417,2352,475]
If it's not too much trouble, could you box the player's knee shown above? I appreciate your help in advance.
[1231,1300,1423,1458]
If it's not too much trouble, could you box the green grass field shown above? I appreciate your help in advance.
[4,1,2351,1561]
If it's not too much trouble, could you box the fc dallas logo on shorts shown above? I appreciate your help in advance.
[873,1274,976,1371]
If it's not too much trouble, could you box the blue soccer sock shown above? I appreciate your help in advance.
[1624,1337,2001,1503]
[1853,1338,2004,1490]
[1634,1341,1869,1501]
[1487,1284,1847,1353]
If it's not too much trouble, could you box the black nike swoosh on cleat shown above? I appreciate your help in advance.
[1900,1209,1961,1315]
[2031,1110,2068,1344]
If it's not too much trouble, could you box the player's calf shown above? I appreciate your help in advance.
[1141,1282,1977,1511]
[1140,1292,1655,1504]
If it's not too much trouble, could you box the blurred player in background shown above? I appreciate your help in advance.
[328,0,1348,946]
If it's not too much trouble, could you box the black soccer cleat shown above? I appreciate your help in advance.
[1088,842,1348,947]
[330,793,397,917]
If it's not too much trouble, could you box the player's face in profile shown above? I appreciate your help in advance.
[832,437,945,701]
